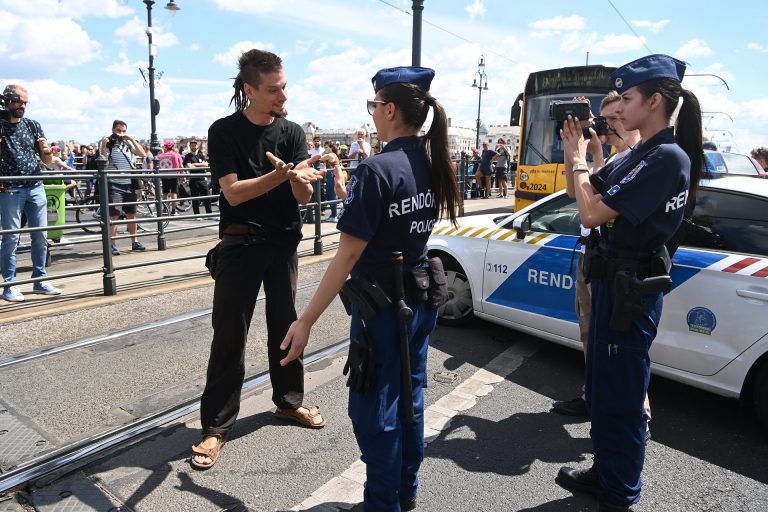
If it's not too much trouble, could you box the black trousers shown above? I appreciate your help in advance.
[200,236,303,437]
[190,179,211,214]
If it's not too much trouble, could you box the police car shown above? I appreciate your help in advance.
[428,176,768,430]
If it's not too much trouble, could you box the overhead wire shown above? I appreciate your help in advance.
[606,0,654,55]
[374,0,519,65]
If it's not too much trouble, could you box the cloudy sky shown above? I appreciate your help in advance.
[1,0,766,153]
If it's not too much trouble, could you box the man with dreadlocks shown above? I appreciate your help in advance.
[191,49,327,470]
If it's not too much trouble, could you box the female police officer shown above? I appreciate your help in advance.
[279,66,459,511]
[555,55,703,511]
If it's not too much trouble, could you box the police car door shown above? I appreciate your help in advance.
[651,186,768,376]
[481,192,581,341]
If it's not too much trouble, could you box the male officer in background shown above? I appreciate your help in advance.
[0,84,60,302]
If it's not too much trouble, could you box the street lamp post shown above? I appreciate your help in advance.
[471,55,488,150]
[143,0,180,158]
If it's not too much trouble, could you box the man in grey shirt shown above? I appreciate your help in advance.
[100,119,147,255]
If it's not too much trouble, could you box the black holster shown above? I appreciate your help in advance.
[426,257,449,308]
[343,328,376,394]
[609,271,672,331]
[205,243,220,280]
[338,277,392,320]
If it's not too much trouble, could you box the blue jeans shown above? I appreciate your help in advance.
[0,184,49,283]
[325,170,338,217]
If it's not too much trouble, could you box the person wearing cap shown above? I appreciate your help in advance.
[280,66,460,511]
[183,139,212,218]
[555,54,703,511]
[190,49,326,471]
[156,140,184,216]
[100,119,147,255]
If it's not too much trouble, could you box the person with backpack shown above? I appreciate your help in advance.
[0,84,61,302]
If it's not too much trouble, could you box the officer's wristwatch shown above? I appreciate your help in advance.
[572,163,590,173]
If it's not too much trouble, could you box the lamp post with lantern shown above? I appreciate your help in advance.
[471,55,488,150]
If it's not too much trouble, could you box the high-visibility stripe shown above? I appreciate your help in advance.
[752,266,768,278]
[469,227,488,237]
[483,229,501,239]
[722,257,761,273]
[527,233,550,245]
[497,230,517,241]
[457,226,475,236]
[433,225,450,235]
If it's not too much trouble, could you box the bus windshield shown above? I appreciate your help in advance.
[520,93,606,167]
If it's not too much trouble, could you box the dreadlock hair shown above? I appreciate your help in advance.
[230,49,283,112]
[376,82,460,226]
[636,78,703,205]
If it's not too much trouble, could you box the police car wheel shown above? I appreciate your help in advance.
[436,256,474,327]
[753,361,768,432]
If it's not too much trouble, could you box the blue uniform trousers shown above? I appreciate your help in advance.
[348,301,437,512]
[585,278,662,507]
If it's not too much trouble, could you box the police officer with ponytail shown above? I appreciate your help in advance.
[555,55,703,511]
[280,66,460,511]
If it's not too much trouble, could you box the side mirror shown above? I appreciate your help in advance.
[512,214,530,239]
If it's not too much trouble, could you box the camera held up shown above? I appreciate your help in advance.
[0,91,22,122]
[106,133,122,149]
[550,100,609,141]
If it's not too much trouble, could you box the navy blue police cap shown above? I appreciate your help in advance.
[609,54,686,94]
[371,66,435,93]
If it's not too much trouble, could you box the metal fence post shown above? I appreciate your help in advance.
[96,155,117,296]
[153,169,167,250]
[459,153,467,217]
[313,179,323,255]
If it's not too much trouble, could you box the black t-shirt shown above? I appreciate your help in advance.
[207,112,308,244]
[337,136,436,281]
[183,151,208,178]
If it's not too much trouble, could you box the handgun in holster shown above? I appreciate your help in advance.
[338,276,392,320]
[581,230,605,282]
[609,271,672,331]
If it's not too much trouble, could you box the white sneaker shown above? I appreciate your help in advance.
[2,286,25,302]
[33,281,62,295]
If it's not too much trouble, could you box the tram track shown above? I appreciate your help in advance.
[0,336,350,494]
[0,279,323,370]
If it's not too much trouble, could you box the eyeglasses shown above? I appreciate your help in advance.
[10,100,29,106]
[366,99,388,116]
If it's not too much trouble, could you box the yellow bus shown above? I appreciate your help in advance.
[511,65,615,211]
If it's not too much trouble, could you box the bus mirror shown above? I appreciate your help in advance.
[510,93,523,126]
[512,213,529,239]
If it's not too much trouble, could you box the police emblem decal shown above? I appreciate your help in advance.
[686,307,717,335]
[615,77,623,89]
[344,175,359,205]
[606,185,621,196]
[620,161,646,184]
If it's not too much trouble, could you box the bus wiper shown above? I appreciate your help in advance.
[525,122,550,164]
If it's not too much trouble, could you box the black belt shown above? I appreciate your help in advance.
[223,224,264,236]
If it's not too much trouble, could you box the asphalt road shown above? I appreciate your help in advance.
[2,259,767,511]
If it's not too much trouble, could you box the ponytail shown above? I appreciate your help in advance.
[676,88,703,205]
[637,79,703,205]
[424,97,460,226]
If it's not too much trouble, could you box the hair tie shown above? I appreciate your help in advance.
[669,95,684,129]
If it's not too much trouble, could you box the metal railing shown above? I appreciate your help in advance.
[0,162,344,297]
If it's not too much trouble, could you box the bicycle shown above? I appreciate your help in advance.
[75,185,169,234]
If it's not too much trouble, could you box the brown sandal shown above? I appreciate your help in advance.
[275,405,326,428]
[190,434,225,470]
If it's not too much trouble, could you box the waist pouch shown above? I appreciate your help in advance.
[205,242,221,279]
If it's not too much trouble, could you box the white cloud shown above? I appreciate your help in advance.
[676,39,713,58]
[0,11,101,78]
[531,15,586,32]
[630,19,670,33]
[0,0,133,19]
[188,43,200,52]
[105,52,146,76]
[212,41,275,67]
[560,31,597,53]
[465,0,486,19]
[747,42,768,53]
[589,34,646,55]
[115,16,179,49]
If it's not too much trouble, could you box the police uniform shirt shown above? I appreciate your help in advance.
[596,127,690,251]
[337,136,436,279]
[208,112,308,243]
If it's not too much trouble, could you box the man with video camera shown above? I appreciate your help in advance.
[100,120,147,256]
[0,84,61,302]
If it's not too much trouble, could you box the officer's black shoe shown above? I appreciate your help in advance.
[551,396,588,417]
[400,496,417,511]
[598,500,632,511]
[555,465,600,496]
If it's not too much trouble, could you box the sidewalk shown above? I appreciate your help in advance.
[0,196,514,325]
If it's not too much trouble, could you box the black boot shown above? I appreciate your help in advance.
[555,464,600,496]
[551,396,588,416]
[400,496,417,511]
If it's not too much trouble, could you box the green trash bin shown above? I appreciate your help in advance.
[44,180,67,241]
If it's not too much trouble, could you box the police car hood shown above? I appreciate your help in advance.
[433,213,507,231]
